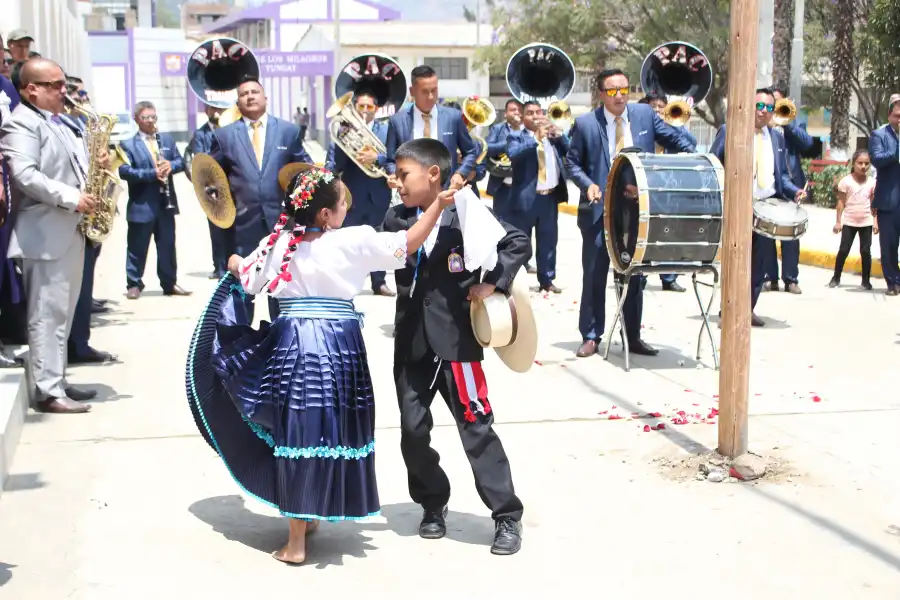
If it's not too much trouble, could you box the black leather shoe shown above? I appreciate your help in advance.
[628,338,659,356]
[751,313,765,327]
[91,304,110,314]
[69,347,119,365]
[490,518,522,555]
[526,263,537,275]
[65,386,97,401]
[540,284,562,294]
[418,506,448,539]
[92,299,108,308]
[662,281,686,292]
[0,351,23,368]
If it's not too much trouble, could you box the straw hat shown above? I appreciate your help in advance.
[470,273,538,373]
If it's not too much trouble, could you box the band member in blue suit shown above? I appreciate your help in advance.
[711,87,806,326]
[187,104,229,279]
[325,89,396,296]
[639,92,696,292]
[567,69,695,358]
[484,99,523,219]
[767,87,814,294]
[507,101,570,293]
[384,65,477,190]
[209,78,312,319]
[119,101,189,301]
[869,94,900,295]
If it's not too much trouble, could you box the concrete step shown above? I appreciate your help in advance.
[0,352,29,497]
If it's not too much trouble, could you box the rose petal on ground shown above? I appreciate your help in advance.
[643,425,651,432]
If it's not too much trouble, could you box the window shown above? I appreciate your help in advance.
[424,57,468,81]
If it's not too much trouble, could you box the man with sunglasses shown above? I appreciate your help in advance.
[567,68,695,359]
[325,89,396,296]
[1,58,110,413]
[869,94,900,295]
[710,87,806,326]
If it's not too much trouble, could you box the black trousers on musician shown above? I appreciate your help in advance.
[833,225,873,282]
[394,349,524,522]
[751,233,772,310]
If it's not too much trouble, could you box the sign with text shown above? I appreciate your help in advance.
[159,50,333,78]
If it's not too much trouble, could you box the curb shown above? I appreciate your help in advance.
[0,362,29,496]
[485,195,879,279]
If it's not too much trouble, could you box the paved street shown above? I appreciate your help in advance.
[1,157,900,599]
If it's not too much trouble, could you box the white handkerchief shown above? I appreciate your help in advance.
[454,186,506,272]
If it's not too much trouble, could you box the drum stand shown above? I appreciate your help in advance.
[603,264,720,372]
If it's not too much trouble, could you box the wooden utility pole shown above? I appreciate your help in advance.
[717,0,760,458]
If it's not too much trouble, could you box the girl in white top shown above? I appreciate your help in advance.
[187,165,453,565]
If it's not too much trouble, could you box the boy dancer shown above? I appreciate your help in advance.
[382,139,531,555]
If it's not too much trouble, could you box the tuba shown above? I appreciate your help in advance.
[328,53,407,179]
[66,96,124,244]
[461,96,496,164]
[186,37,259,223]
[639,41,713,127]
[773,98,796,127]
[506,42,576,126]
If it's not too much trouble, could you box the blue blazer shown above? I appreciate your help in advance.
[778,122,814,188]
[185,122,217,183]
[118,132,185,223]
[710,124,800,201]
[209,116,312,248]
[566,103,695,227]
[485,122,516,196]
[870,125,900,212]
[385,104,477,179]
[325,119,391,212]
[507,130,570,213]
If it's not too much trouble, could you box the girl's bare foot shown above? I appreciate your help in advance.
[272,519,308,564]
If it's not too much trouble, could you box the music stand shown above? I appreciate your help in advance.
[603,264,720,372]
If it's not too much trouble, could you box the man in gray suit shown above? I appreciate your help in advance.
[0,58,106,414]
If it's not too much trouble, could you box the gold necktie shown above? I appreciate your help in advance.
[422,113,432,139]
[147,136,159,163]
[755,131,774,189]
[536,135,547,183]
[614,116,625,156]
[251,121,263,166]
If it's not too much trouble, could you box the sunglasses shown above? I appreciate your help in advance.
[33,80,67,89]
[356,103,376,111]
[603,87,630,97]
[2,59,13,66]
[139,115,158,122]
[756,102,775,112]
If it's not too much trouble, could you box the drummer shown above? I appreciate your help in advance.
[710,87,807,326]
[566,68,696,359]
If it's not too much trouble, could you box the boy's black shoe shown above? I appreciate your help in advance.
[490,518,522,555]
[418,505,448,539]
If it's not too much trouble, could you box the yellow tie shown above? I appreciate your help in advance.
[422,113,432,139]
[536,135,547,183]
[614,116,625,156]
[147,136,159,164]
[250,121,263,167]
[755,131,774,189]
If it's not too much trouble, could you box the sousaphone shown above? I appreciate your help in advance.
[639,41,713,127]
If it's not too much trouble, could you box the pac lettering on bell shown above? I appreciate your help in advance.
[343,61,362,81]
[209,40,227,61]
[381,63,400,80]
[364,55,380,76]
[191,48,210,67]
[228,43,249,61]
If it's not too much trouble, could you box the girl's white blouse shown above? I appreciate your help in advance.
[239,225,408,299]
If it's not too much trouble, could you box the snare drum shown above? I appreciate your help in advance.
[604,152,725,273]
[752,199,808,240]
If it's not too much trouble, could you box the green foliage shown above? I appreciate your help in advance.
[859,0,900,95]
[462,6,477,23]
[806,163,850,208]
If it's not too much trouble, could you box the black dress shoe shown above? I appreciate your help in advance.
[662,281,686,292]
[0,352,23,368]
[65,387,97,401]
[92,298,108,308]
[374,284,397,297]
[418,506,448,539]
[540,284,562,294]
[91,304,110,314]
[628,338,659,356]
[69,347,118,365]
[526,264,537,275]
[751,313,765,327]
[163,285,193,297]
[490,518,522,555]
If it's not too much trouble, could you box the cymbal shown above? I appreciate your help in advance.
[191,153,236,229]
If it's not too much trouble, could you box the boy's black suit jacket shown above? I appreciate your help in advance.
[381,203,532,364]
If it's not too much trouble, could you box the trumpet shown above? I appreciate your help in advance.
[773,98,796,127]
[461,96,496,164]
[547,100,572,131]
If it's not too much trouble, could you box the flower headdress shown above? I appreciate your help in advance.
[263,167,336,294]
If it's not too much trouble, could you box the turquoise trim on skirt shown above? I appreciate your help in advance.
[185,276,380,521]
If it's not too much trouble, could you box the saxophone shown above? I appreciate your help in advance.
[65,96,123,243]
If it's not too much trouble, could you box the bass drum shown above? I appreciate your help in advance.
[604,152,724,273]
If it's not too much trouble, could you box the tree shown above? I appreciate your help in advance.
[462,6,477,22]
[772,0,794,92]
[858,0,900,120]
[828,0,855,153]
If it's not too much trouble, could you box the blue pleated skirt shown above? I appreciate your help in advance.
[185,275,380,521]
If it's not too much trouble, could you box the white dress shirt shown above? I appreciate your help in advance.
[604,107,633,161]
[413,105,439,141]
[243,112,269,155]
[753,127,776,200]
[422,208,444,257]
[528,129,560,191]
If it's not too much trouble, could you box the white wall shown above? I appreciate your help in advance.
[5,0,92,92]
[131,27,196,135]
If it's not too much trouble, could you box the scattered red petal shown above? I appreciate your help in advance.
[559,364,568,368]
[534,360,543,366]
[649,412,662,417]
[692,403,700,406]
[643,425,651,432]
[812,395,822,403]
[713,394,719,398]
[657,423,665,430]
[754,393,762,396]
[608,415,623,420]
[611,405,617,409]
[684,389,692,392]
[598,410,608,415]
[729,467,744,480]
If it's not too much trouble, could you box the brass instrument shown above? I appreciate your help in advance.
[191,153,235,228]
[328,53,407,179]
[186,37,259,224]
[65,96,124,244]
[773,98,797,126]
[639,41,713,128]
[547,100,572,131]
[461,96,496,164]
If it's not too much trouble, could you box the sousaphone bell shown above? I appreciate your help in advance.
[639,41,713,127]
